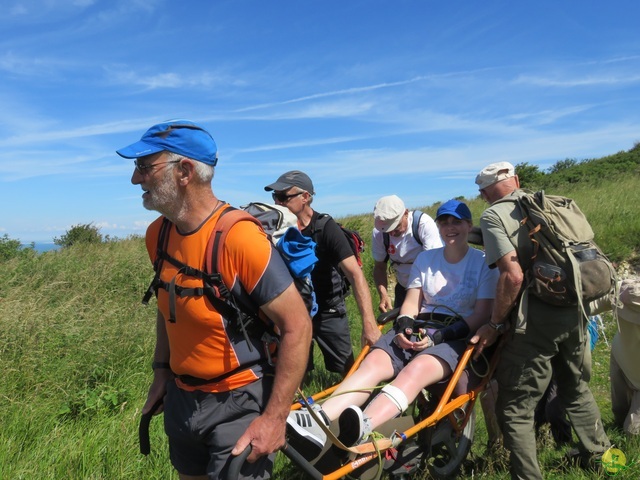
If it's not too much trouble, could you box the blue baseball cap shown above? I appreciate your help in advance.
[436,199,472,221]
[116,120,218,166]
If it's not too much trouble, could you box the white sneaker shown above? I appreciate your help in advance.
[286,404,329,458]
[338,405,372,447]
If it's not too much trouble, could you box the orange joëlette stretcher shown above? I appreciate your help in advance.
[227,307,503,480]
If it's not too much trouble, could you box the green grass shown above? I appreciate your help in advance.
[1,172,639,479]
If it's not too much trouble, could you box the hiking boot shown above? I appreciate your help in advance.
[566,448,604,474]
[286,404,330,459]
[338,405,372,447]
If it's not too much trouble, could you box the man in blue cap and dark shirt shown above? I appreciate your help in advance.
[117,120,311,480]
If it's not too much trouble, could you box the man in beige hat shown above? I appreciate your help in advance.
[470,161,610,478]
[371,195,442,312]
[474,161,516,191]
[611,277,640,435]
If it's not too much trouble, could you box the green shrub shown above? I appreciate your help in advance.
[54,223,104,248]
[515,162,545,189]
[0,234,34,261]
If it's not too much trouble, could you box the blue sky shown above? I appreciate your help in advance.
[2,1,639,244]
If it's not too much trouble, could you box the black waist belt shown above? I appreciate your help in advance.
[416,311,457,321]
[178,360,272,387]
[414,311,462,327]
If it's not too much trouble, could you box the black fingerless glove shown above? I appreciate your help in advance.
[430,319,470,345]
[395,315,415,339]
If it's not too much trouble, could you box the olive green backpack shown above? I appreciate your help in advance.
[498,190,616,314]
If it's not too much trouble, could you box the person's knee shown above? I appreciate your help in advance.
[347,351,396,387]
[381,384,409,414]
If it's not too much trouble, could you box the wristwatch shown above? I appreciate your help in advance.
[151,361,171,371]
[487,322,506,334]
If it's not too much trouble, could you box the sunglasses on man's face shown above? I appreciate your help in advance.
[272,191,304,203]
[133,159,181,174]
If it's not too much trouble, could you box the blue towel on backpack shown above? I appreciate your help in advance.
[276,227,318,278]
[587,315,600,351]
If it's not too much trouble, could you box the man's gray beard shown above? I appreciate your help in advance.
[142,171,179,218]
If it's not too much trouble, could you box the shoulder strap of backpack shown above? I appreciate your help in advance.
[411,210,424,246]
[309,212,329,236]
[203,205,272,351]
[489,192,535,334]
[383,232,390,263]
[143,216,224,323]
[492,190,541,276]
[142,217,173,305]
[205,205,264,275]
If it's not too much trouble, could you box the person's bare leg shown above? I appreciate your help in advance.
[364,354,449,429]
[321,349,395,420]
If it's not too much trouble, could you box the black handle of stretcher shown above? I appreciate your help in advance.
[377,307,400,326]
[225,443,323,480]
[281,444,324,480]
[225,444,252,480]
[139,397,164,455]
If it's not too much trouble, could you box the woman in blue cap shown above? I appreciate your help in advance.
[287,199,499,453]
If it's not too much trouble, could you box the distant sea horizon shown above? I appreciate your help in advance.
[23,243,61,253]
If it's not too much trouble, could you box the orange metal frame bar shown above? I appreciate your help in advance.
[286,340,503,480]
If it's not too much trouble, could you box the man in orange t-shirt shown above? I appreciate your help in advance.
[117,120,311,479]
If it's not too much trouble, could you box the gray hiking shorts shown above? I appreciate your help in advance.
[164,376,274,479]
[372,330,466,377]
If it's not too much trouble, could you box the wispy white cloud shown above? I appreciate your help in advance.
[319,124,639,179]
[506,53,640,88]
[229,100,376,123]
[219,123,638,215]
[235,77,431,112]
[0,51,73,76]
[576,55,640,66]
[234,68,501,114]
[5,0,96,22]
[94,221,145,233]
[505,105,594,125]
[514,73,640,87]
[5,0,154,21]
[105,68,247,90]
[230,134,371,155]
[133,220,152,230]
[0,117,164,148]
[9,4,28,15]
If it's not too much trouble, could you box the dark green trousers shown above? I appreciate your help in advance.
[496,296,610,480]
